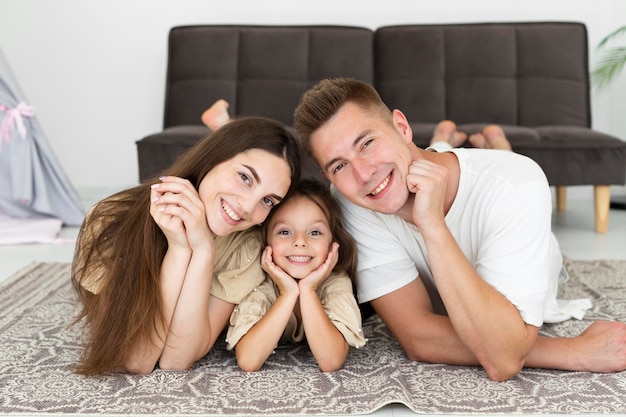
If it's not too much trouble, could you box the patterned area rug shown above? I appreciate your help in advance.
[1,260,626,416]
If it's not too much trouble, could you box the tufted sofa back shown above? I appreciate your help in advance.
[375,22,590,128]
[164,25,374,128]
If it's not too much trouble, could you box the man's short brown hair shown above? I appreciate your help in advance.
[294,77,392,166]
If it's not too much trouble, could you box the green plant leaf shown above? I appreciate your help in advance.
[592,46,626,90]
[597,26,626,49]
[592,25,626,91]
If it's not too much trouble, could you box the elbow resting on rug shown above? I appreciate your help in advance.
[124,360,157,375]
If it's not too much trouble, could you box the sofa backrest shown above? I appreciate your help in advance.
[164,25,374,128]
[374,22,591,128]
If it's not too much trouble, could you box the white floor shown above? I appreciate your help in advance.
[1,186,626,417]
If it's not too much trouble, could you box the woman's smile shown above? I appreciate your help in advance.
[221,199,243,223]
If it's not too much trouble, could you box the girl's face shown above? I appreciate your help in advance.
[198,149,292,236]
[265,195,333,279]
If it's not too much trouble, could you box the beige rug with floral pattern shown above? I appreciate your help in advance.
[1,260,625,415]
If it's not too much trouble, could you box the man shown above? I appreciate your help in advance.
[293,77,626,381]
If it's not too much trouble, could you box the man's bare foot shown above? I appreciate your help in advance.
[468,125,512,151]
[430,120,468,148]
[201,99,231,131]
[566,320,626,373]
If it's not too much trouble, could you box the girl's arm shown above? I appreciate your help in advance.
[234,246,299,372]
[299,287,349,372]
[299,243,349,372]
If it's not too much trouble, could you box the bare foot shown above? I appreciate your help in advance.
[567,320,626,373]
[430,120,467,148]
[469,125,512,151]
[201,99,231,131]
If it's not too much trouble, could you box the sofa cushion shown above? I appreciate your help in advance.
[409,123,542,148]
[409,122,625,185]
[136,125,326,183]
[136,126,209,181]
[525,127,626,185]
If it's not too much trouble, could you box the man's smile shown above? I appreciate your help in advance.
[369,174,391,197]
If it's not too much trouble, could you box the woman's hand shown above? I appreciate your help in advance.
[298,242,339,292]
[150,176,215,254]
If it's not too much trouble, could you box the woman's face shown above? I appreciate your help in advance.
[198,149,292,236]
[265,195,333,279]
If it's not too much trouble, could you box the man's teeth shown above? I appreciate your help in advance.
[370,175,391,196]
[222,203,241,221]
[288,256,311,263]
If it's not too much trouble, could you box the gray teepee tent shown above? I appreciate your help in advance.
[0,48,84,226]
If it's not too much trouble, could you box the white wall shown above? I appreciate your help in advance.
[1,0,625,195]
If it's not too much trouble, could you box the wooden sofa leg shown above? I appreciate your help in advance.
[556,186,567,212]
[594,185,610,233]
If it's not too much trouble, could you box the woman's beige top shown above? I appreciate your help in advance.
[79,226,266,305]
[225,270,366,350]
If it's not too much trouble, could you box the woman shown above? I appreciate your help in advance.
[71,116,301,375]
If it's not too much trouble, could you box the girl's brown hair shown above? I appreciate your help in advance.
[71,116,301,375]
[261,177,357,280]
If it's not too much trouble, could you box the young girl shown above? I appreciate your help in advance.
[71,116,301,375]
[225,178,366,372]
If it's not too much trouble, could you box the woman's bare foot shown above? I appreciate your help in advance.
[201,99,231,131]
[469,125,512,151]
[430,120,467,147]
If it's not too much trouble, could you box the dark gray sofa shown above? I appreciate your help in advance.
[136,23,626,233]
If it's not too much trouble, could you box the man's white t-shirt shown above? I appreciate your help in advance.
[333,148,590,327]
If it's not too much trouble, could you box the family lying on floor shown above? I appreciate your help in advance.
[71,78,626,381]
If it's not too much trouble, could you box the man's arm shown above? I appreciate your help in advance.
[371,277,478,366]
[420,222,539,381]
[372,275,539,381]
[376,272,626,377]
[404,157,539,381]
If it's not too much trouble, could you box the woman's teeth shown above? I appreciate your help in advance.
[222,202,241,221]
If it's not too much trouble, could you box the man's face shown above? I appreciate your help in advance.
[309,102,414,214]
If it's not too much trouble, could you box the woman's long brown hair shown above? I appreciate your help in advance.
[71,117,301,375]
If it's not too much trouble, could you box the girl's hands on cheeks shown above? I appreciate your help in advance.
[406,159,448,230]
[298,242,339,292]
[150,176,214,254]
[261,246,300,296]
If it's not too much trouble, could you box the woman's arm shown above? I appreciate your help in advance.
[158,248,234,370]
[125,176,230,373]
[123,244,190,374]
